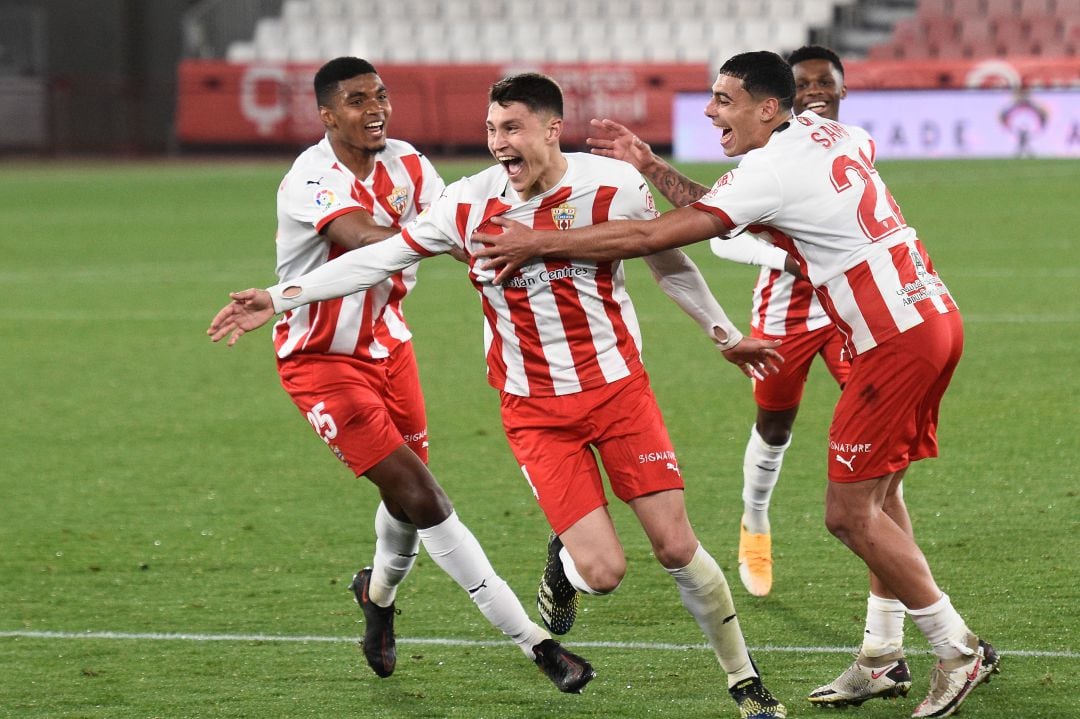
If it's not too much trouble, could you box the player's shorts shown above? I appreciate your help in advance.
[751,323,850,411]
[827,311,963,482]
[277,343,429,477]
[499,369,684,535]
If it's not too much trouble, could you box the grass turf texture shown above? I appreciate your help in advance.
[0,157,1076,718]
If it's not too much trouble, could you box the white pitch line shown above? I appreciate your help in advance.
[2,630,1077,659]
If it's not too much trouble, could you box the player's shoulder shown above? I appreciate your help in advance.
[566,152,645,186]
[379,137,423,159]
[444,163,506,199]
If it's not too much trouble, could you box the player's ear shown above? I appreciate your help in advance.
[839,84,848,100]
[547,116,563,142]
[318,104,336,130]
[760,96,780,122]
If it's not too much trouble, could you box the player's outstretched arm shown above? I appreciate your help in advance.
[587,118,709,208]
[207,289,276,347]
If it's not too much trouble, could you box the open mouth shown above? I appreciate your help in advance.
[498,155,524,179]
[365,120,386,137]
[805,101,828,113]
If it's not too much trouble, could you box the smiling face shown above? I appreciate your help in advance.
[704,73,784,157]
[792,58,846,121]
[320,73,391,173]
[486,100,566,200]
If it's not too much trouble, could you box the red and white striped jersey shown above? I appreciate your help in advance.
[401,153,658,397]
[694,111,957,356]
[710,232,833,336]
[272,136,444,359]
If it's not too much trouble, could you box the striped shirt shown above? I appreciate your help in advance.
[272,136,444,359]
[694,112,957,356]
[399,154,658,396]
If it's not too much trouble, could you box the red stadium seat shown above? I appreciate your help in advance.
[983,0,1018,16]
[921,15,962,47]
[1015,0,1054,16]
[947,0,985,17]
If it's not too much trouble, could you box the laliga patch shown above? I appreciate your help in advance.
[702,170,735,202]
[551,202,577,230]
[386,186,408,215]
[313,188,338,209]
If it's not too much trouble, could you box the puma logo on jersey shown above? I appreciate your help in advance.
[835,454,856,472]
[306,177,323,185]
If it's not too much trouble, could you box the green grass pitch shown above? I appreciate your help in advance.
[0,156,1076,718]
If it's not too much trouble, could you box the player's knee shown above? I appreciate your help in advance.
[823,504,865,546]
[651,537,700,571]
[579,556,626,595]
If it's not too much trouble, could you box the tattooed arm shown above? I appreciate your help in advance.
[586,118,710,207]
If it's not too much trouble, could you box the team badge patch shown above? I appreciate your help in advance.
[386,186,408,215]
[313,188,339,209]
[551,202,577,230]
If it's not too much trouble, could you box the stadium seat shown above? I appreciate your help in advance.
[921,15,962,48]
[1026,15,1065,43]
[947,0,984,16]
[983,0,1019,16]
[799,0,838,25]
[1015,0,1054,15]
[253,17,288,61]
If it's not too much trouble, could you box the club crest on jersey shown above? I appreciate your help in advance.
[551,202,577,230]
[313,188,339,209]
[386,186,408,215]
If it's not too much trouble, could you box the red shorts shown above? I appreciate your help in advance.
[828,311,963,482]
[500,370,684,534]
[752,324,850,411]
[277,343,429,476]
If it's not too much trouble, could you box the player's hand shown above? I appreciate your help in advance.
[473,216,541,284]
[721,338,784,380]
[586,118,655,173]
[783,253,807,280]
[206,289,275,347]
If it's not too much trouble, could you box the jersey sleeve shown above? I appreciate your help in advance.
[608,165,661,221]
[691,156,783,238]
[268,233,425,313]
[281,166,364,234]
[417,153,446,210]
[709,232,789,271]
[398,181,467,256]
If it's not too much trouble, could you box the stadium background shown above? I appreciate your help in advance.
[2,0,1077,155]
[1,2,1077,718]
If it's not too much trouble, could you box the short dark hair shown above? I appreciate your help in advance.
[488,72,563,118]
[718,51,796,112]
[787,45,845,78]
[314,57,379,107]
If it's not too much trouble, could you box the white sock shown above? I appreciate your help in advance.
[368,502,420,607]
[560,546,615,596]
[417,512,548,658]
[861,593,906,657]
[907,593,973,661]
[666,544,755,687]
[741,425,790,534]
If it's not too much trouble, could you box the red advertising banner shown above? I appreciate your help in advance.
[175,60,711,149]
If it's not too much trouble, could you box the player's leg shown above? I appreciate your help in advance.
[739,326,827,596]
[598,374,785,716]
[365,447,594,691]
[500,387,625,636]
[818,312,996,713]
[363,343,428,608]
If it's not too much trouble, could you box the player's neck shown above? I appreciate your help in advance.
[515,152,569,202]
[330,138,379,180]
